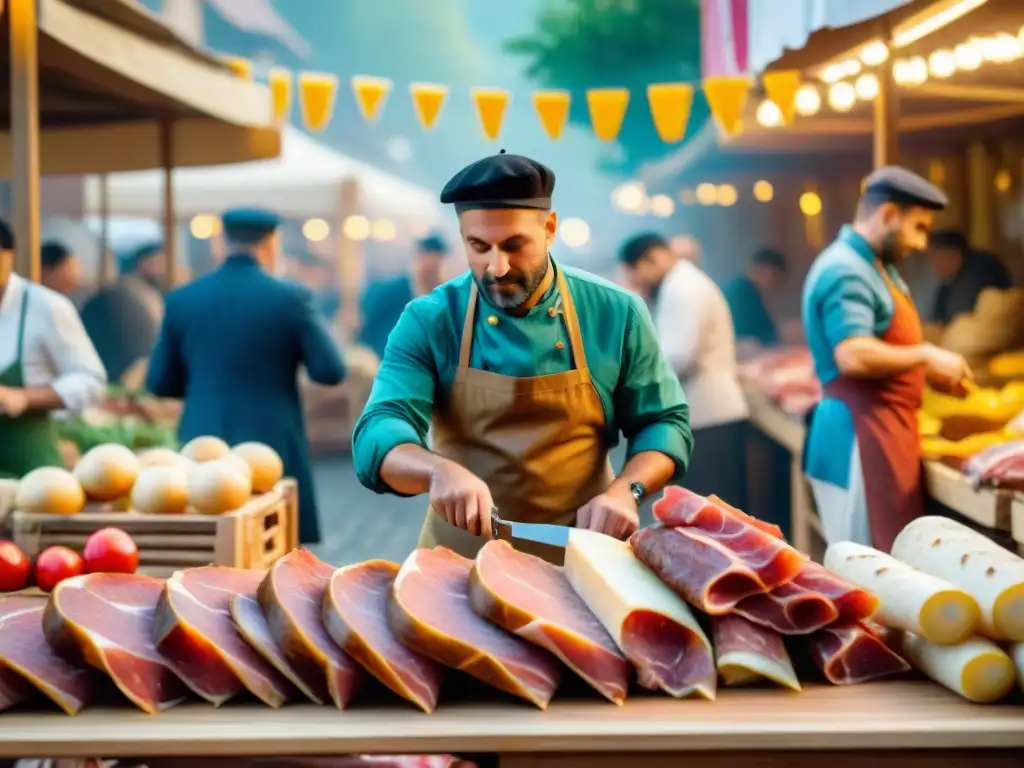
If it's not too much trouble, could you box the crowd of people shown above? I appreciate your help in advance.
[0,151,1015,558]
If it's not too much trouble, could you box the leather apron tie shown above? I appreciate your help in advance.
[417,268,613,558]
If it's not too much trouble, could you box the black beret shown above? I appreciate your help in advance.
[222,207,282,244]
[618,233,668,266]
[0,219,14,251]
[440,152,555,213]
[862,166,948,210]
[929,229,969,251]
[416,234,449,254]
[41,242,71,269]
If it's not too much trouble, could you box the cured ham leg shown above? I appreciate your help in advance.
[806,622,910,685]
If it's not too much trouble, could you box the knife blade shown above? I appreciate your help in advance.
[490,508,568,566]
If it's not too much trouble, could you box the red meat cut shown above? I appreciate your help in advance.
[257,548,364,708]
[0,596,95,715]
[964,439,1024,491]
[153,567,296,707]
[322,560,443,713]
[468,540,628,704]
[43,573,188,713]
[807,621,909,685]
[231,591,322,703]
[389,547,562,709]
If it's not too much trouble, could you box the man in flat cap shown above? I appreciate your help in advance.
[147,207,346,544]
[353,153,692,557]
[802,166,972,552]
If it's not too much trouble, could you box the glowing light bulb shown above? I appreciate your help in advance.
[799,192,822,217]
[753,180,774,203]
[756,99,783,128]
[860,40,889,66]
[953,41,983,70]
[715,185,738,207]
[928,49,956,78]
[855,73,879,100]
[794,85,821,116]
[827,82,856,112]
[695,183,716,206]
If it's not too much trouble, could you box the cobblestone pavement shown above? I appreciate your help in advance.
[308,445,655,566]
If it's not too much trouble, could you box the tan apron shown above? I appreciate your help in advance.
[417,268,614,558]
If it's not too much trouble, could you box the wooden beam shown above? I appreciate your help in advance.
[900,102,1024,129]
[874,56,900,167]
[9,0,41,282]
[912,82,1024,103]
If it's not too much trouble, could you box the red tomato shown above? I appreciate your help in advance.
[34,546,85,593]
[0,540,31,592]
[82,527,139,575]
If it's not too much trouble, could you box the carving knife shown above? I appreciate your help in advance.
[490,508,568,566]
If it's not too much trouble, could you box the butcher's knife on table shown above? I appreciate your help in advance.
[490,508,568,566]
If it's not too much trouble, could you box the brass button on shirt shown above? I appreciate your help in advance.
[353,262,693,493]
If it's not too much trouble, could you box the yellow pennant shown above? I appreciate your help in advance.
[472,87,510,141]
[298,72,339,133]
[409,83,448,130]
[646,83,694,143]
[761,70,802,125]
[586,88,630,142]
[703,76,752,136]
[224,57,252,79]
[268,68,292,122]
[533,90,571,140]
[351,75,393,123]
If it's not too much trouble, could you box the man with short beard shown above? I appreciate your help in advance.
[353,152,692,557]
[802,166,973,552]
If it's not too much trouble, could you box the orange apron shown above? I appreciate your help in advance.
[417,268,614,558]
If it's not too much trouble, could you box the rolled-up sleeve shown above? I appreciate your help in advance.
[615,297,693,482]
[818,268,876,349]
[45,295,107,413]
[352,306,437,495]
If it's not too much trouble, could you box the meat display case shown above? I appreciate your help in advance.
[0,683,1020,766]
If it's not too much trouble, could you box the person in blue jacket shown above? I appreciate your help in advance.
[146,208,346,544]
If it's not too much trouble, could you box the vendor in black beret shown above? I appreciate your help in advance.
[353,151,693,558]
[801,165,973,554]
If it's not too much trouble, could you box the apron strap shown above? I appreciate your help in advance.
[556,269,588,370]
[15,285,29,365]
[458,282,479,368]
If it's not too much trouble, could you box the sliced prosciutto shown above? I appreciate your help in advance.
[389,547,562,709]
[230,591,322,704]
[153,567,296,707]
[0,597,94,715]
[469,540,628,705]
[257,548,365,708]
[706,494,784,539]
[807,621,910,685]
[564,529,715,700]
[630,524,801,614]
[323,560,443,713]
[43,573,188,713]
[712,614,800,691]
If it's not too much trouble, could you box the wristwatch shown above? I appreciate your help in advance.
[629,481,646,504]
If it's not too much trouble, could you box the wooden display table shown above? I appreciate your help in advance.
[0,683,1020,766]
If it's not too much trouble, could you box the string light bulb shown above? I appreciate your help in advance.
[695,183,716,206]
[986,33,1022,63]
[756,99,783,128]
[894,57,928,85]
[827,82,856,112]
[953,41,983,70]
[799,192,822,217]
[995,169,1012,193]
[855,73,879,100]
[928,49,956,77]
[715,184,738,207]
[860,40,889,66]
[650,194,675,217]
[821,64,847,84]
[753,180,774,202]
[794,85,821,116]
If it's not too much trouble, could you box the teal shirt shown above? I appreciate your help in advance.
[353,262,693,495]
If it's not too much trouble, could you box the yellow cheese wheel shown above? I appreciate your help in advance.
[72,443,140,502]
[231,442,284,494]
[15,467,86,515]
[180,436,230,463]
[132,465,190,515]
[187,460,252,515]
[137,447,193,472]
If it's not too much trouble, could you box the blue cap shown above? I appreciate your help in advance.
[416,234,449,254]
[440,151,555,213]
[222,207,282,245]
[119,240,162,272]
[862,166,948,211]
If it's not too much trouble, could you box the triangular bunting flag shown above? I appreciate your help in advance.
[646,83,694,143]
[762,70,802,125]
[533,90,571,139]
[586,88,630,142]
[298,72,339,133]
[471,87,510,141]
[224,57,252,79]
[703,76,752,136]
[351,76,393,123]
[409,83,448,130]
[268,68,292,122]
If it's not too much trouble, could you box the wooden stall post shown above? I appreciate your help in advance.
[9,0,41,283]
[873,53,900,168]
[160,119,178,290]
[335,178,363,341]
[966,141,997,252]
[98,175,116,285]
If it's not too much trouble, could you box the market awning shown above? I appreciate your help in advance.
[0,0,280,175]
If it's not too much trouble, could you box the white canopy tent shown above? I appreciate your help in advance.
[82,126,442,223]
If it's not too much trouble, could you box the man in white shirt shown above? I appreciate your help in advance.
[0,220,107,477]
[618,233,749,505]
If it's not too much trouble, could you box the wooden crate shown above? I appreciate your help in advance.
[11,479,298,578]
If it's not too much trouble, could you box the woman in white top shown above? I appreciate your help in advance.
[618,233,749,505]
[0,221,107,477]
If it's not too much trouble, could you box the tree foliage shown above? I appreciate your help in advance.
[505,0,705,173]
